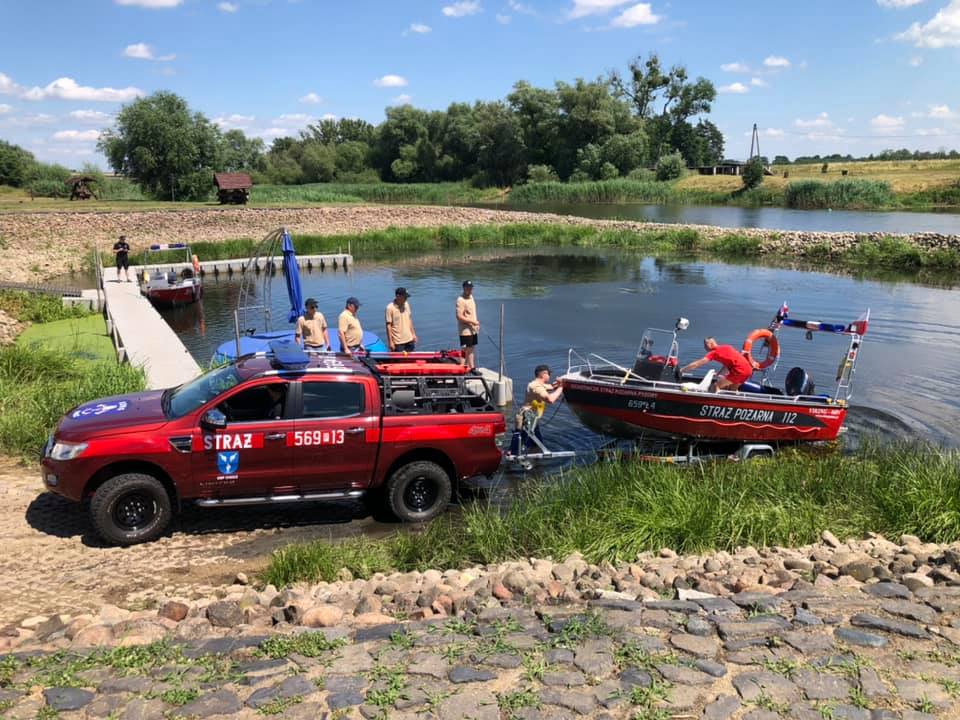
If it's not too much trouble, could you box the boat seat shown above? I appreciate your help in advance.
[681,369,715,392]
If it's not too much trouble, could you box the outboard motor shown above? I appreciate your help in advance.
[785,367,815,396]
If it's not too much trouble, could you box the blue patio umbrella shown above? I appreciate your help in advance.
[282,230,304,323]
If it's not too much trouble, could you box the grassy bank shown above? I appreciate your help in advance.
[251,182,502,205]
[0,292,145,458]
[265,443,960,587]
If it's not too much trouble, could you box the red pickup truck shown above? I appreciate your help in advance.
[41,347,506,546]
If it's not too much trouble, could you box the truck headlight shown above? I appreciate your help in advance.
[50,441,88,461]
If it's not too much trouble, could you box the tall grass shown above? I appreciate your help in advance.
[784,179,896,210]
[509,179,733,205]
[264,443,960,586]
[0,291,92,323]
[251,182,501,205]
[0,345,145,458]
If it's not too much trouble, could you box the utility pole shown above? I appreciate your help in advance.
[748,123,761,162]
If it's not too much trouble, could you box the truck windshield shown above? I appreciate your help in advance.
[164,365,242,418]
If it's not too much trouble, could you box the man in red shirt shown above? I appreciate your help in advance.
[679,337,754,391]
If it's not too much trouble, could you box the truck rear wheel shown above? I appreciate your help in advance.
[386,461,452,523]
[90,473,172,546]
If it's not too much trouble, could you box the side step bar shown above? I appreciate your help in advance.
[195,490,365,507]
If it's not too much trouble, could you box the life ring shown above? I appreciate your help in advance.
[742,328,780,370]
[191,254,201,274]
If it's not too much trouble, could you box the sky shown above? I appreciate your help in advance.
[2,0,960,168]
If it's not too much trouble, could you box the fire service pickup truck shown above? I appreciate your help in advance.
[41,345,506,546]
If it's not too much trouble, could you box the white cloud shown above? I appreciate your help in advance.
[794,112,833,129]
[720,61,751,73]
[217,2,238,12]
[259,127,288,139]
[568,0,630,19]
[878,0,924,7]
[496,13,512,23]
[442,1,482,17]
[274,113,310,125]
[929,103,954,118]
[610,3,660,27]
[509,0,535,13]
[53,129,101,142]
[896,0,960,47]
[114,0,182,7]
[762,128,784,137]
[321,113,338,121]
[0,73,20,96]
[917,127,946,135]
[750,77,767,87]
[299,92,322,104]
[6,113,56,127]
[374,74,408,88]
[0,104,11,114]
[69,109,112,123]
[213,113,255,130]
[122,42,174,61]
[763,55,791,68]
[23,77,144,102]
[909,55,924,66]
[719,82,749,94]
[392,94,413,105]
[408,22,431,33]
[871,113,906,132]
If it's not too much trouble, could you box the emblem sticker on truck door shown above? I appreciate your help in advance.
[217,451,240,474]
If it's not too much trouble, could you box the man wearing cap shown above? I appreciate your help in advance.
[512,364,563,453]
[385,287,417,352]
[338,297,364,355]
[295,298,329,351]
[113,235,131,282]
[456,280,479,368]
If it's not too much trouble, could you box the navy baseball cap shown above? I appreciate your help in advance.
[462,280,473,288]
[305,297,318,308]
[395,287,410,297]
[346,296,361,307]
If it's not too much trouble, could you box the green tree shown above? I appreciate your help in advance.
[475,101,526,187]
[507,81,560,170]
[371,105,431,181]
[300,142,336,182]
[655,150,685,181]
[0,140,37,188]
[98,91,223,200]
[773,155,790,165]
[220,129,264,172]
[601,131,647,175]
[333,140,370,176]
[526,164,559,183]
[742,158,764,190]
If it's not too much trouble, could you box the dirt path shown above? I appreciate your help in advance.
[0,457,388,625]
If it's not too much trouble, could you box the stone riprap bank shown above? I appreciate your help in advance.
[3,533,960,718]
[1,205,958,283]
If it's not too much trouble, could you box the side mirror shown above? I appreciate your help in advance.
[201,408,227,429]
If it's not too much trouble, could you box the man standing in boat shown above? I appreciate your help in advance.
[456,280,479,368]
[679,337,753,391]
[338,297,364,356]
[113,235,131,282]
[295,297,330,351]
[385,287,417,352]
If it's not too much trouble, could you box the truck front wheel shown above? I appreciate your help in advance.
[386,461,452,523]
[90,473,173,546]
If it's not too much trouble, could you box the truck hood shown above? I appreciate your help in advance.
[56,390,170,438]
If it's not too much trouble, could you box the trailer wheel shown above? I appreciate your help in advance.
[90,473,172,546]
[386,461,452,523]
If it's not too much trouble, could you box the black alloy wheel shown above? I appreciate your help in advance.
[112,491,158,531]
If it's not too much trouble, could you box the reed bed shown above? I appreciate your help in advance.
[264,442,960,586]
[784,179,896,210]
[251,182,500,206]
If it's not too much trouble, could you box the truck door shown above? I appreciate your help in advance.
[192,380,294,497]
[292,378,379,491]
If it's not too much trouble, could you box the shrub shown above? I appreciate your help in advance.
[526,164,559,184]
[821,162,829,174]
[741,159,765,190]
[655,151,685,181]
[627,168,655,182]
[784,179,894,209]
[26,179,69,198]
[599,162,619,181]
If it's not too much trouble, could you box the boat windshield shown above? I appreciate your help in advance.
[164,365,242,418]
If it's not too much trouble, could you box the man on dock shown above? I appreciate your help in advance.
[295,297,330,351]
[456,280,479,368]
[385,287,417,352]
[679,337,753,391]
[338,297,364,356]
[113,235,131,282]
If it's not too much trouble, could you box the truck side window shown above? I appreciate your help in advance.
[302,382,364,419]
[218,383,287,422]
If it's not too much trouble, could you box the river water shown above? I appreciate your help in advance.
[497,202,960,235]
[161,247,959,450]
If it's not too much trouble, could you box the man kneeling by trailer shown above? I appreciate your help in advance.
[511,364,563,454]
[679,337,754,391]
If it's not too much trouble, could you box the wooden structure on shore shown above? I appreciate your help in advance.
[213,172,252,204]
[65,175,97,200]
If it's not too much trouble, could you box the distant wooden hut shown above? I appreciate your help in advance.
[66,175,97,200]
[213,172,252,204]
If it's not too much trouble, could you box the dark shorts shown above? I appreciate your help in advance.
[116,254,129,270]
[460,334,478,348]
[394,341,416,352]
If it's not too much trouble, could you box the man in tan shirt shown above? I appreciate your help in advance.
[294,297,330,350]
[511,364,563,454]
[385,287,417,352]
[456,280,479,368]
[338,296,364,355]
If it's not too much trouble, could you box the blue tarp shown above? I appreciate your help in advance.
[282,231,304,324]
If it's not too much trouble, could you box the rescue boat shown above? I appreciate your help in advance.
[560,304,868,443]
[140,243,203,308]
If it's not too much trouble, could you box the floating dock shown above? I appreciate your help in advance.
[136,253,351,276]
[101,267,201,390]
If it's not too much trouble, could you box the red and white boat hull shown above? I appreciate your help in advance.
[145,280,202,308]
[561,374,846,442]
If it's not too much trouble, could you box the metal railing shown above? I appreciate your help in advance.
[97,248,128,365]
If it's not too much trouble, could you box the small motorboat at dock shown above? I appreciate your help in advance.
[561,304,868,443]
[140,243,203,308]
